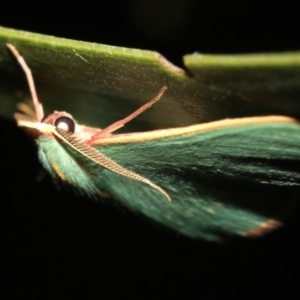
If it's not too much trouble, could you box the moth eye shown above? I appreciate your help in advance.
[54,116,76,133]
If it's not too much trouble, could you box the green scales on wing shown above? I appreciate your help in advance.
[7,44,300,241]
[36,116,300,241]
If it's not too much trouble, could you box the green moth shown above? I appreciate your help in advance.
[7,44,300,241]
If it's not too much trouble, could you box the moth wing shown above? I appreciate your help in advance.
[89,116,300,240]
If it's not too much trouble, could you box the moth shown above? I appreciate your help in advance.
[7,43,300,241]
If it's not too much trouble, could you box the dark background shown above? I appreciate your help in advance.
[1,0,300,298]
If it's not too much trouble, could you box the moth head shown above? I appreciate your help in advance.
[15,111,99,143]
[14,111,76,139]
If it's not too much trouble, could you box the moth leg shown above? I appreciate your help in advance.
[91,86,168,139]
[6,44,44,121]
[16,102,37,119]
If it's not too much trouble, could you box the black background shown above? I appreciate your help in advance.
[1,1,300,298]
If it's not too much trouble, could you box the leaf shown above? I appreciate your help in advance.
[1,25,300,130]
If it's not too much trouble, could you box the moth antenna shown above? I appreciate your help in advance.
[6,43,44,121]
[91,86,168,139]
[55,127,171,202]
